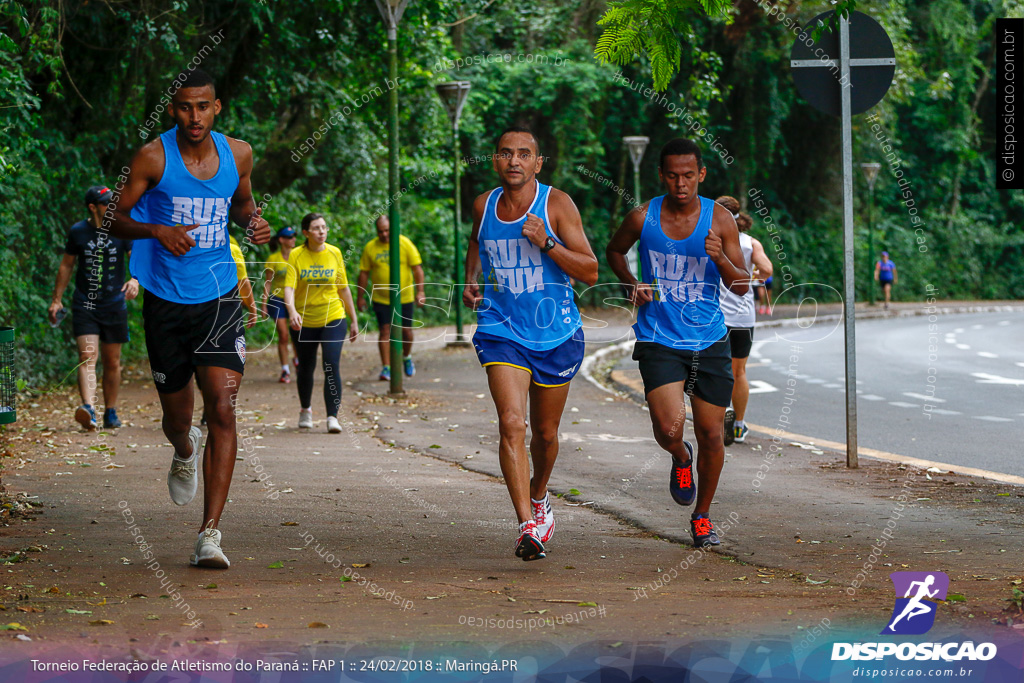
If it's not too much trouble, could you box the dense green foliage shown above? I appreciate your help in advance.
[0,0,1019,389]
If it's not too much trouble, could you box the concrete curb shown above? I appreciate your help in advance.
[583,305,1024,487]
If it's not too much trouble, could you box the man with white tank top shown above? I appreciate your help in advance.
[715,197,773,445]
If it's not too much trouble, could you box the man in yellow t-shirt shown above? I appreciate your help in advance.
[356,215,425,381]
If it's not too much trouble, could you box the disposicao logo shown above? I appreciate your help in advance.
[831,571,997,663]
[882,571,948,635]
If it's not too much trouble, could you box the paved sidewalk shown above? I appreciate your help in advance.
[0,307,1020,657]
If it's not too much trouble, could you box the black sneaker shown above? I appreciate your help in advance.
[690,513,721,547]
[515,521,546,561]
[103,408,122,429]
[669,441,696,506]
[723,408,735,446]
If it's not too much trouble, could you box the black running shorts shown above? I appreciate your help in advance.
[632,334,734,408]
[143,288,245,393]
[72,302,130,344]
[727,326,754,360]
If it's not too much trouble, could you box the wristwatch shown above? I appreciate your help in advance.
[540,236,556,253]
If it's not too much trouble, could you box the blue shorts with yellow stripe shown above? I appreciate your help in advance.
[473,328,585,388]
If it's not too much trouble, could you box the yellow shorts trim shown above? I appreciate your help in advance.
[533,379,571,388]
[482,361,532,374]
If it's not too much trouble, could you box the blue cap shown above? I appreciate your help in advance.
[277,226,296,238]
[881,251,889,257]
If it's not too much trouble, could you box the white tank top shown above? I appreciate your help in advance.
[719,232,755,328]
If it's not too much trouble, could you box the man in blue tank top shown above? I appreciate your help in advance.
[464,127,598,561]
[607,138,751,548]
[108,69,271,569]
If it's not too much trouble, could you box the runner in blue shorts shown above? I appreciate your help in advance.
[464,126,598,561]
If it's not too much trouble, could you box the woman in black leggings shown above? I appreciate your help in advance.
[283,213,358,433]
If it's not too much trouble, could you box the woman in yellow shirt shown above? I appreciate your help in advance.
[284,213,358,433]
[262,226,298,383]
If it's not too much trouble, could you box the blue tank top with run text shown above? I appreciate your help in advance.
[476,181,582,351]
[633,195,726,351]
[130,128,239,304]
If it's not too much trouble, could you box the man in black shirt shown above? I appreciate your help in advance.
[49,185,139,429]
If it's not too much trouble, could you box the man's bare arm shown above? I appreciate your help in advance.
[537,190,598,287]
[227,139,271,246]
[707,205,749,296]
[107,142,200,257]
[462,192,489,310]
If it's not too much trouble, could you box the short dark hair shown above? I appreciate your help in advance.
[178,68,216,94]
[495,126,539,155]
[660,138,703,170]
[301,212,324,232]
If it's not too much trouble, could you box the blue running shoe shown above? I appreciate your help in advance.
[404,357,415,377]
[735,424,749,443]
[103,408,122,429]
[379,365,391,381]
[75,404,97,431]
[691,512,721,547]
[669,441,696,506]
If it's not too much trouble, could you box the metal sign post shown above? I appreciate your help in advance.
[790,11,895,469]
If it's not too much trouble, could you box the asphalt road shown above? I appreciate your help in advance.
[743,311,1023,476]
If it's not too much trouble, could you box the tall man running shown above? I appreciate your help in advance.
[108,69,271,568]
[607,138,749,548]
[464,127,598,561]
[357,215,425,380]
[49,185,139,430]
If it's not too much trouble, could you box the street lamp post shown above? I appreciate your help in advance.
[375,0,411,395]
[622,136,649,278]
[435,81,472,346]
[860,162,881,305]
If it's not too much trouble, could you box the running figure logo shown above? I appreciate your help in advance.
[882,571,949,635]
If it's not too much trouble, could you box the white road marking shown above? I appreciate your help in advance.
[997,321,1010,326]
[888,401,919,408]
[1016,362,1024,369]
[944,339,957,344]
[974,416,1013,423]
[977,352,998,359]
[749,380,778,394]
[954,328,965,333]
[861,394,886,401]
[972,372,1024,386]
[823,383,841,388]
[805,378,826,384]
[903,392,945,403]
[971,324,984,330]
[928,408,962,416]
[955,344,971,350]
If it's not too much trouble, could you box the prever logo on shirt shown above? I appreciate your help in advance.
[483,238,545,294]
[301,266,335,282]
[649,250,710,303]
[170,196,230,249]
[882,571,948,635]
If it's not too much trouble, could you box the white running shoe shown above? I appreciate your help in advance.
[327,416,342,433]
[190,527,230,568]
[531,493,555,543]
[167,426,201,506]
[298,409,313,429]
